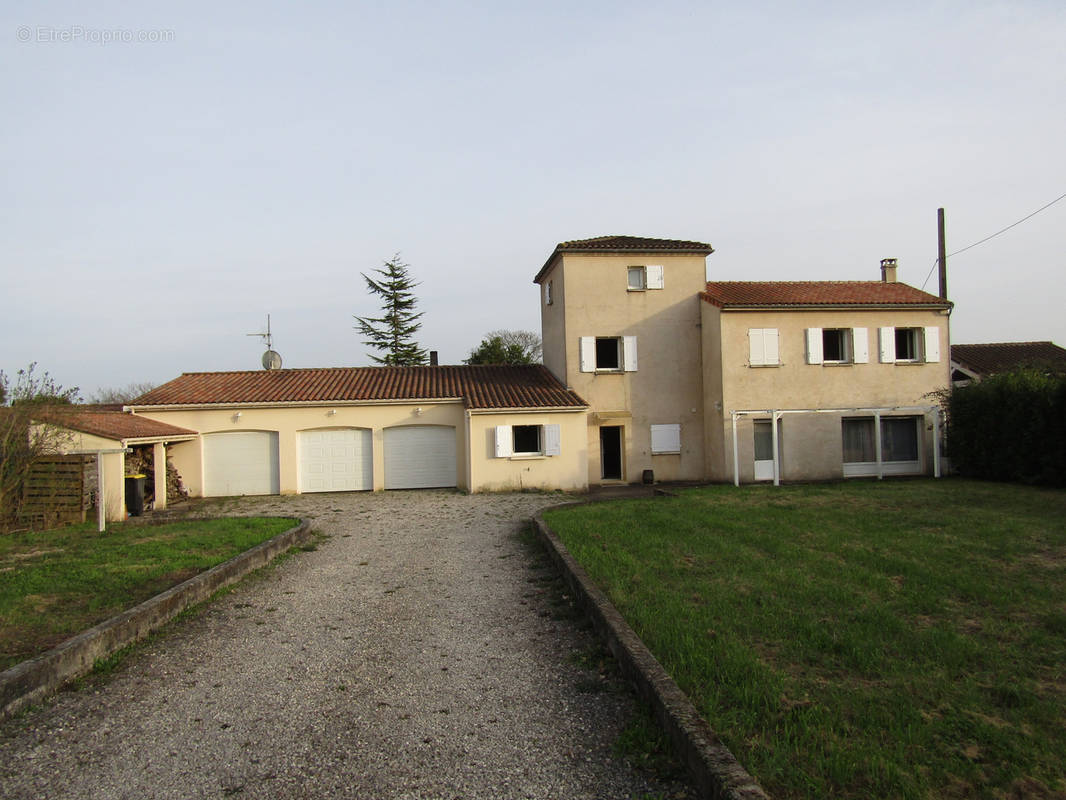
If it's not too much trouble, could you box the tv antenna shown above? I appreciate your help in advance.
[247,314,283,370]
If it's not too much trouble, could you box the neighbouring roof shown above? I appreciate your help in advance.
[38,410,198,442]
[131,365,588,411]
[951,341,1066,377]
[701,281,952,309]
[535,235,714,283]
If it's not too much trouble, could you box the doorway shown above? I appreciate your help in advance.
[600,426,623,480]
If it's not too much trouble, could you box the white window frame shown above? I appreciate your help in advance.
[580,336,638,372]
[842,415,922,477]
[627,265,664,291]
[878,327,940,364]
[807,327,868,365]
[748,328,780,366]
[495,424,561,458]
[650,423,681,454]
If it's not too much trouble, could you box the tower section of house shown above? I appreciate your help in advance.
[534,236,714,485]
[700,261,953,483]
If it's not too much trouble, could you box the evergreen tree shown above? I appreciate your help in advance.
[353,256,428,366]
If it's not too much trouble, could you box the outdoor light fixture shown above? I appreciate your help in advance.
[415,407,423,416]
[232,411,242,423]
[327,409,337,416]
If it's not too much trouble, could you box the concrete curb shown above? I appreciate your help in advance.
[1,518,313,721]
[533,508,770,800]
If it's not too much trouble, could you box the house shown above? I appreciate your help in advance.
[126,365,589,503]
[65,233,955,511]
[535,237,953,486]
[950,341,1066,386]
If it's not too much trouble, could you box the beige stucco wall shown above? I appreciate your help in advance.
[136,403,590,496]
[702,304,951,482]
[136,403,468,495]
[539,252,708,485]
[466,410,588,492]
[539,259,567,383]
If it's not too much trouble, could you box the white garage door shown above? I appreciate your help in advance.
[383,425,457,489]
[203,431,280,497]
[299,428,372,493]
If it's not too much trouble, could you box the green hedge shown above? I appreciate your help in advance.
[948,368,1066,486]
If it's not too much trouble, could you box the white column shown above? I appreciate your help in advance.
[96,453,106,532]
[732,412,740,487]
[874,411,884,480]
[771,411,780,487]
[153,442,167,510]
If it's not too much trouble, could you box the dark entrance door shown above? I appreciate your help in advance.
[600,426,623,480]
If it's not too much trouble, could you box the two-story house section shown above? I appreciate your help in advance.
[700,259,953,484]
[534,235,715,486]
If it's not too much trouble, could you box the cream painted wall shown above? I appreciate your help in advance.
[539,252,709,484]
[702,305,950,481]
[539,259,567,383]
[466,410,588,492]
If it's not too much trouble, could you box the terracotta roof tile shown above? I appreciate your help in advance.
[535,235,713,282]
[132,365,588,411]
[701,281,951,308]
[951,341,1066,376]
[39,410,197,442]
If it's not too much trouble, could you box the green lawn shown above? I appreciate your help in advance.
[0,517,296,670]
[544,479,1066,800]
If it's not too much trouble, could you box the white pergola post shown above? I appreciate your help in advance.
[874,411,884,480]
[96,453,106,532]
[771,410,781,486]
[153,442,167,511]
[732,412,740,487]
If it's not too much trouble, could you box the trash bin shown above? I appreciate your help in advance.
[125,474,146,517]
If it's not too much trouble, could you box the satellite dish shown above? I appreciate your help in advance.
[248,314,283,370]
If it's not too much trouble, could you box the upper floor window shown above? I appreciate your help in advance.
[879,327,940,364]
[748,328,780,366]
[627,265,664,291]
[806,327,869,365]
[580,336,638,372]
[544,280,553,306]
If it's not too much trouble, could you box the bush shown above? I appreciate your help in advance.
[948,368,1066,486]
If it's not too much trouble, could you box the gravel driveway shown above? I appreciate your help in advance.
[0,490,691,799]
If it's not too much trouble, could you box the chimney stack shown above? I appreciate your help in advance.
[429,350,438,366]
[880,258,898,283]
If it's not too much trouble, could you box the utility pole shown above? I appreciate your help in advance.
[937,208,948,300]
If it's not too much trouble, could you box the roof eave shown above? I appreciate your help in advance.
[713,302,954,312]
[535,243,714,284]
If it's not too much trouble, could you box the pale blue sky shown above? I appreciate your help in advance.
[2,1,1064,396]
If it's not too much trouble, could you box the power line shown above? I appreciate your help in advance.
[921,191,1066,291]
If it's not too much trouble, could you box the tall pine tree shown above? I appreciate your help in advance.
[353,256,428,366]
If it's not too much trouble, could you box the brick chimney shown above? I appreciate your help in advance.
[880,258,898,283]
[429,350,438,366]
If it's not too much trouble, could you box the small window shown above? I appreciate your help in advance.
[544,280,553,306]
[627,265,663,290]
[595,337,620,370]
[627,267,646,290]
[512,425,541,455]
[895,328,920,361]
[650,423,681,454]
[822,329,850,363]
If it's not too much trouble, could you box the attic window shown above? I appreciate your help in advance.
[627,267,646,290]
[627,265,664,291]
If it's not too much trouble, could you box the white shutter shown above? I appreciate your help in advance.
[806,328,823,365]
[651,423,681,454]
[853,327,869,364]
[879,327,896,363]
[646,265,664,289]
[623,336,638,372]
[579,337,595,372]
[924,327,940,362]
[764,329,779,365]
[494,425,513,457]
[543,424,561,456]
[749,329,765,366]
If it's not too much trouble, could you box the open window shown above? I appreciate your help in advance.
[627,265,664,291]
[580,336,638,372]
[879,327,940,364]
[494,424,561,457]
[806,328,869,365]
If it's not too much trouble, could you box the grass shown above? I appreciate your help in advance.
[0,516,297,670]
[543,478,1066,800]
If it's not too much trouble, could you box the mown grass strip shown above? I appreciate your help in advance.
[0,517,296,670]
[544,479,1066,800]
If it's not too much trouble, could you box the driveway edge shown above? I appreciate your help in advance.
[533,509,769,800]
[0,518,312,721]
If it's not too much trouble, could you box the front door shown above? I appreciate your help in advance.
[600,426,623,480]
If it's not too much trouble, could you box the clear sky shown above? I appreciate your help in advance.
[2,1,1064,398]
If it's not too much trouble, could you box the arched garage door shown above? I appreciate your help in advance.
[383,425,457,489]
[203,431,280,497]
[299,428,372,492]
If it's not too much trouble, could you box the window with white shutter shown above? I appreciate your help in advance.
[924,327,940,362]
[748,329,779,366]
[651,423,681,454]
[494,424,562,457]
[806,328,824,365]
